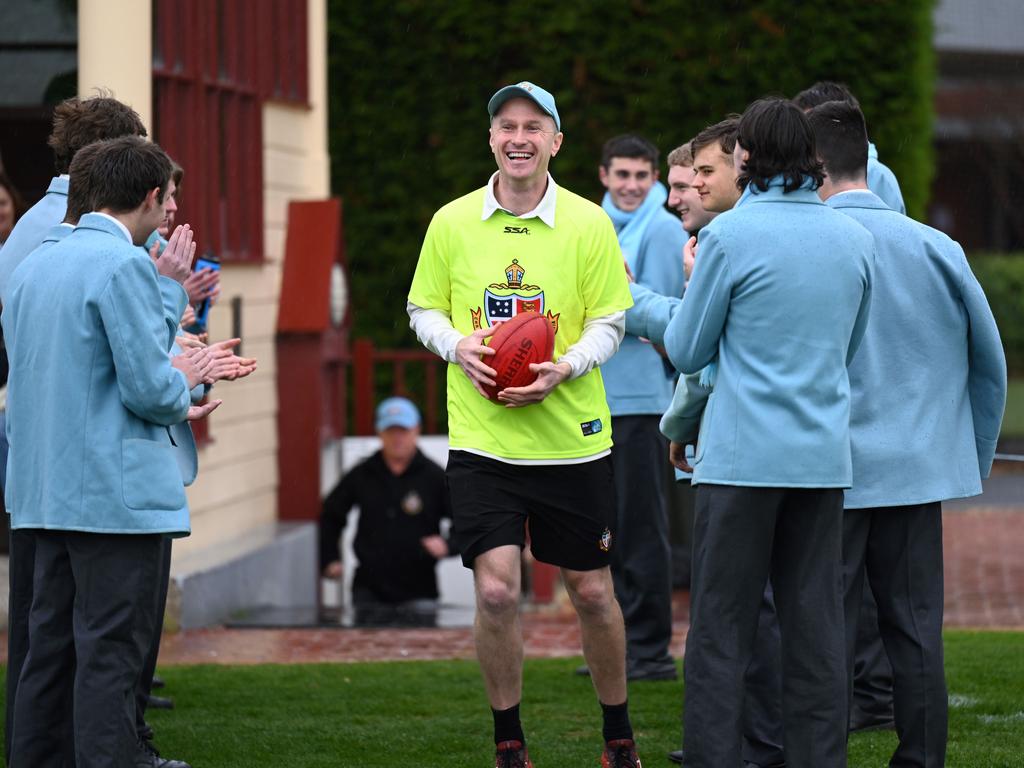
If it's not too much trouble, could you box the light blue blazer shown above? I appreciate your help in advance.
[603,207,686,415]
[867,143,905,215]
[3,213,193,535]
[828,190,1006,507]
[662,178,875,488]
[626,280,681,346]
[141,233,207,485]
[169,339,203,487]
[0,176,69,304]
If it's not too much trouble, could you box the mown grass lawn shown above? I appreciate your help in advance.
[2,630,1022,766]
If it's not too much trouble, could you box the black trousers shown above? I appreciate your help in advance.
[10,530,161,768]
[843,504,947,768]
[740,583,785,767]
[135,535,173,739]
[609,415,674,668]
[682,485,847,768]
[5,529,35,764]
[851,581,895,722]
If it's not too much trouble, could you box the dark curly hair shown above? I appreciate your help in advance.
[64,141,105,223]
[736,98,824,194]
[47,92,147,175]
[76,136,172,214]
[793,81,858,111]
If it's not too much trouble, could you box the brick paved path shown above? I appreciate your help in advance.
[0,507,1018,667]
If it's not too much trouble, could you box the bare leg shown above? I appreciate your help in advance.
[473,545,524,709]
[563,566,627,705]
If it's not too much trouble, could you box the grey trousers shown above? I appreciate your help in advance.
[609,415,674,668]
[5,530,35,764]
[11,530,161,768]
[682,485,847,768]
[851,583,895,721]
[135,535,173,739]
[843,504,947,768]
[741,584,785,767]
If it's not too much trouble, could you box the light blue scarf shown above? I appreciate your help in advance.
[601,182,669,273]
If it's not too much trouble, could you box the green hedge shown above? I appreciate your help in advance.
[970,254,1024,375]
[328,0,936,349]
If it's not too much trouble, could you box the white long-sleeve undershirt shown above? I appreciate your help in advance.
[406,301,625,379]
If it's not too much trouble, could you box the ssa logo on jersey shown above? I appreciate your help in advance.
[503,226,530,235]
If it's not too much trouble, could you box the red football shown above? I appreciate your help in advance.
[482,311,556,401]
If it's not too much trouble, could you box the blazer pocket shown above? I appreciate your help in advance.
[694,393,715,464]
[122,438,187,511]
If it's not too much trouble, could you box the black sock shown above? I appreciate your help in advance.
[492,703,525,745]
[601,699,633,742]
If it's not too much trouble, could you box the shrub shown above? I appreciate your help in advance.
[970,253,1024,375]
[328,0,937,349]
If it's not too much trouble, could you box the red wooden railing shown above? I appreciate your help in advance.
[349,338,443,436]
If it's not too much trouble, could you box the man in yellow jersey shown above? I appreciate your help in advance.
[407,82,638,768]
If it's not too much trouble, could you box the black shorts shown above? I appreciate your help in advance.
[445,450,616,572]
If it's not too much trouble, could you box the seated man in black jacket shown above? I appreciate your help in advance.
[320,397,454,616]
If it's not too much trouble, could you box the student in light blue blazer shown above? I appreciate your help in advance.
[793,81,906,214]
[0,104,147,761]
[3,137,207,768]
[1,139,198,768]
[596,134,686,682]
[133,171,202,768]
[793,77,909,732]
[662,99,874,768]
[808,100,1006,768]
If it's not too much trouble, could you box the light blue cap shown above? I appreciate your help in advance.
[487,81,561,131]
[375,397,421,431]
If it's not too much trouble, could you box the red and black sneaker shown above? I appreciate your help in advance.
[495,740,533,768]
[601,738,642,768]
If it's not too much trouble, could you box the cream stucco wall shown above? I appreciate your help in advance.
[78,0,152,131]
[75,0,331,575]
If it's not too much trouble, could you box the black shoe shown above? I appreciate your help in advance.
[151,675,166,689]
[668,750,783,768]
[575,662,678,681]
[626,660,677,682]
[848,709,895,733]
[136,739,191,768]
[147,694,175,710]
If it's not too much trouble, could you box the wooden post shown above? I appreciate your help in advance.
[353,338,375,435]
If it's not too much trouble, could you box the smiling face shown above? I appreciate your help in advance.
[667,164,716,233]
[599,156,657,213]
[691,143,741,213]
[489,98,563,186]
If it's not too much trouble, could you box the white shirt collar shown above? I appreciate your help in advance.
[91,211,133,243]
[828,187,871,201]
[482,172,557,228]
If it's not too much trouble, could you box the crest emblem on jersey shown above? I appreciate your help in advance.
[401,491,423,516]
[599,527,612,552]
[471,259,560,333]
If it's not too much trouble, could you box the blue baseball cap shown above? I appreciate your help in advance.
[487,81,561,131]
[375,397,421,431]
